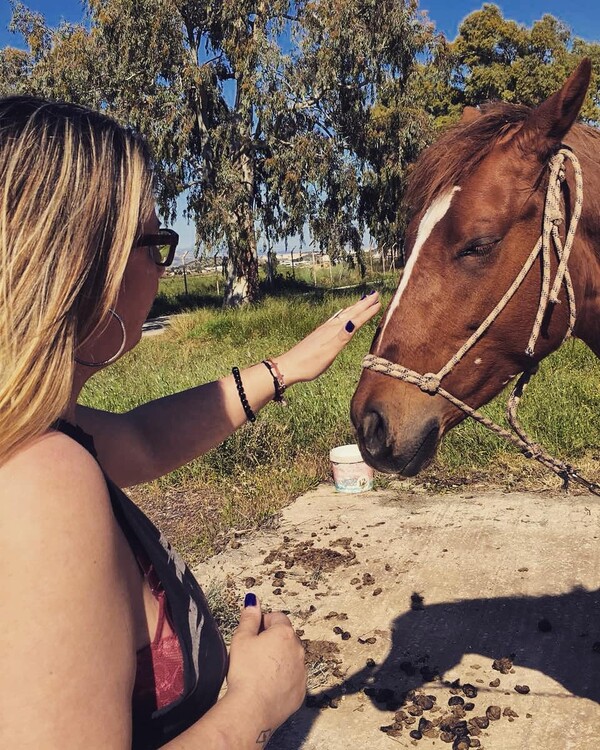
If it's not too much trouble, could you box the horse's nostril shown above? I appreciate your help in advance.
[362,409,387,453]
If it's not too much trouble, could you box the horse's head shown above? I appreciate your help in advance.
[352,59,592,476]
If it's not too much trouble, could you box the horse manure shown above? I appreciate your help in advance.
[472,716,489,729]
[462,684,478,698]
[503,707,519,718]
[492,656,513,674]
[440,732,454,743]
[409,730,423,740]
[407,705,423,717]
[464,703,475,711]
[453,740,470,750]
[366,658,376,668]
[514,684,530,694]
[448,696,465,707]
[372,587,383,596]
[489,678,500,687]
[362,572,375,585]
[400,661,416,675]
[333,626,343,635]
[486,706,502,721]
[341,631,351,640]
[244,577,256,587]
[414,695,435,710]
[537,618,552,632]
[420,666,438,681]
[418,718,434,732]
[365,687,395,703]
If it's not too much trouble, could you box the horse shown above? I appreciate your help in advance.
[351,58,600,478]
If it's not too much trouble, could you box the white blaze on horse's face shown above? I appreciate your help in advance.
[376,186,461,354]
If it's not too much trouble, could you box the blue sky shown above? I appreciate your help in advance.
[2,0,599,250]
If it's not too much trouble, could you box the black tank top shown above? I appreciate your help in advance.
[55,420,228,749]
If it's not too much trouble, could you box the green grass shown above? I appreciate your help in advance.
[80,293,600,562]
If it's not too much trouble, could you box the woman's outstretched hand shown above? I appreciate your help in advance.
[276,291,381,386]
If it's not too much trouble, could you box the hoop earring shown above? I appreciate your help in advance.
[75,308,127,368]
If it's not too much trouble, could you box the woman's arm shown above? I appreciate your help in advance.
[162,601,307,750]
[77,293,380,487]
[1,438,305,750]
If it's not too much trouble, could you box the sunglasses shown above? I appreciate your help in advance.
[135,227,179,267]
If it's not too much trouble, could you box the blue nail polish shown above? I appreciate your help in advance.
[244,592,257,608]
[345,320,355,333]
[360,293,367,300]
[368,289,377,295]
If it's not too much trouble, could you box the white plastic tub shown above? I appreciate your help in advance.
[329,444,374,493]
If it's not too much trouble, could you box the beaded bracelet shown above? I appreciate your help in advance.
[262,358,287,405]
[232,367,256,423]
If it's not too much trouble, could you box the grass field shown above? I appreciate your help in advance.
[81,289,600,564]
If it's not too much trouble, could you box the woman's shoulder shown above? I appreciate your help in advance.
[0,428,117,560]
[1,428,109,511]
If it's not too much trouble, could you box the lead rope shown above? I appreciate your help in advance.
[362,148,600,496]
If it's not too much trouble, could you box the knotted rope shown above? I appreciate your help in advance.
[362,148,600,496]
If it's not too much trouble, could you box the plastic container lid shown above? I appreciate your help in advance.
[329,444,365,464]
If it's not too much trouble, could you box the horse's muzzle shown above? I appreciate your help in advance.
[353,406,440,476]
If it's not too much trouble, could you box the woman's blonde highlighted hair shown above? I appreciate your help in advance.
[0,96,155,464]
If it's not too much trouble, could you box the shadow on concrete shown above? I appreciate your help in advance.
[275,586,600,747]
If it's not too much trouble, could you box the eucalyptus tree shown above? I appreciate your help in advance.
[433,4,600,123]
[4,0,435,299]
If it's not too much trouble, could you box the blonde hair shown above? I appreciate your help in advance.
[0,96,155,464]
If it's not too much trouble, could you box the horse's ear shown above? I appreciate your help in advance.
[460,106,481,124]
[516,58,592,158]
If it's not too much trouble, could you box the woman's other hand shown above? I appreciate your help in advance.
[277,291,381,385]
[225,595,306,736]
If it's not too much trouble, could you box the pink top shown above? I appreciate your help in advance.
[132,553,185,714]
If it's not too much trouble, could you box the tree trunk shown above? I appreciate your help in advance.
[222,151,259,307]
[222,222,259,307]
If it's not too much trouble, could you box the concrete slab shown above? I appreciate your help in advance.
[193,484,600,749]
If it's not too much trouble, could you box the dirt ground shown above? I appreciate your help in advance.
[193,481,600,750]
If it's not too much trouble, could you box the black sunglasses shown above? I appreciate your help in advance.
[135,228,179,267]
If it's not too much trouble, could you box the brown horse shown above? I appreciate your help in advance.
[351,59,600,477]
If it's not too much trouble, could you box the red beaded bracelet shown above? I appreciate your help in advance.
[262,358,287,405]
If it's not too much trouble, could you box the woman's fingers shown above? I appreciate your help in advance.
[337,293,381,340]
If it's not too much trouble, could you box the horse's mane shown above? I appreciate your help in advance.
[405,102,531,217]
[405,102,600,219]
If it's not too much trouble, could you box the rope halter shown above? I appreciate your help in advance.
[362,148,600,496]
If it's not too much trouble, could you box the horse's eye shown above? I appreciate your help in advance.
[457,239,500,259]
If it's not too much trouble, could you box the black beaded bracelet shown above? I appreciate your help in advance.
[232,367,256,423]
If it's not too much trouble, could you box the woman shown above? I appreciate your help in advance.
[0,97,381,749]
